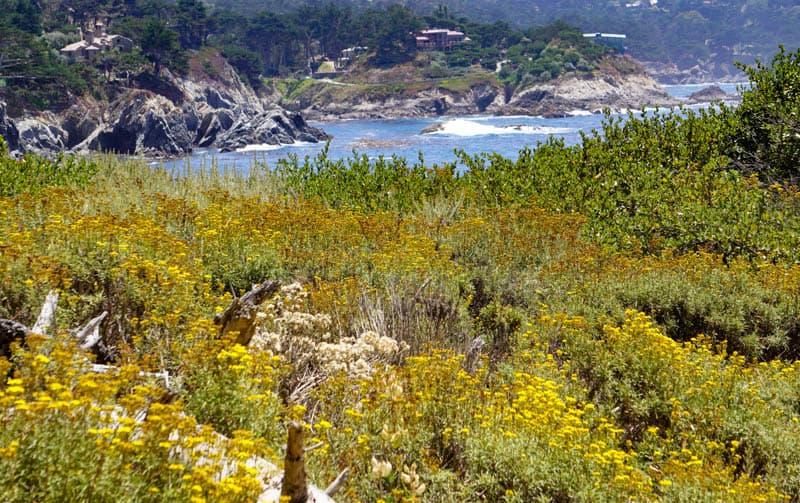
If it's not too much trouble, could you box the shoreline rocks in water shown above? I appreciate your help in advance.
[640,60,744,85]
[2,55,329,158]
[0,58,739,157]
[686,84,739,103]
[216,110,328,152]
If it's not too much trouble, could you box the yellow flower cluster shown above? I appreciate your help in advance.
[0,333,276,502]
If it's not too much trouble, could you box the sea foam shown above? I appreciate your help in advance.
[424,119,573,137]
[236,141,317,153]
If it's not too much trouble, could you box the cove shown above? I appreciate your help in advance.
[160,83,742,172]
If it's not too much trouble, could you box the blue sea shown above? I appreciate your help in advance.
[163,83,743,171]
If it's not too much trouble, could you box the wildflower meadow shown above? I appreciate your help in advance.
[2,48,800,502]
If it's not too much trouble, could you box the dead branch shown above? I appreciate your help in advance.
[73,311,108,350]
[304,442,325,453]
[324,468,349,497]
[214,279,280,345]
[89,363,171,387]
[412,277,432,303]
[0,290,110,359]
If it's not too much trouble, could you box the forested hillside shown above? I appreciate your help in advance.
[0,0,620,113]
[209,0,800,80]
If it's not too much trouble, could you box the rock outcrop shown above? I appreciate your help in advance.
[16,114,68,155]
[10,52,329,157]
[0,102,20,153]
[283,78,506,121]
[216,110,329,152]
[503,72,680,116]
[686,85,739,103]
[285,62,681,120]
[641,60,744,85]
[67,91,194,156]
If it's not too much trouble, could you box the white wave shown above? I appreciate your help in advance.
[424,119,574,137]
[567,109,594,116]
[468,114,546,121]
[535,126,579,135]
[236,141,317,153]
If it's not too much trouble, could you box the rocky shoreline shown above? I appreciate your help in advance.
[2,56,329,158]
[282,70,737,123]
[1,58,739,158]
[640,60,745,85]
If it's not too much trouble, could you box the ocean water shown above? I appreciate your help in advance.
[162,83,742,171]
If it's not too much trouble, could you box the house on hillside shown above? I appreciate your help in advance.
[583,33,627,53]
[415,29,469,51]
[60,19,133,63]
[336,46,368,70]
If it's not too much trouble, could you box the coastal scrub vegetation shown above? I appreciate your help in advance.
[3,49,800,501]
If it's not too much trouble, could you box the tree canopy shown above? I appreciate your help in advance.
[725,46,800,182]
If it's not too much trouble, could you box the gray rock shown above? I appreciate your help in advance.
[141,110,193,156]
[205,88,236,109]
[182,104,200,134]
[0,102,20,153]
[194,110,235,147]
[88,91,193,156]
[8,52,329,157]
[471,83,499,112]
[687,85,737,103]
[217,110,330,152]
[14,91,195,157]
[62,110,99,149]
[17,116,67,154]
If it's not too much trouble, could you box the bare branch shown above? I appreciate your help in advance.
[74,311,108,350]
[324,468,350,497]
[214,279,280,344]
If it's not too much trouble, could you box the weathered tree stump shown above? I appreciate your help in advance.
[214,280,281,345]
[281,421,308,503]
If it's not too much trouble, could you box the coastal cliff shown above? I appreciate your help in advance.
[278,56,685,121]
[2,52,736,157]
[4,51,329,157]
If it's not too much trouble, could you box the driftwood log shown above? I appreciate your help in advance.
[214,280,281,345]
[0,290,107,357]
